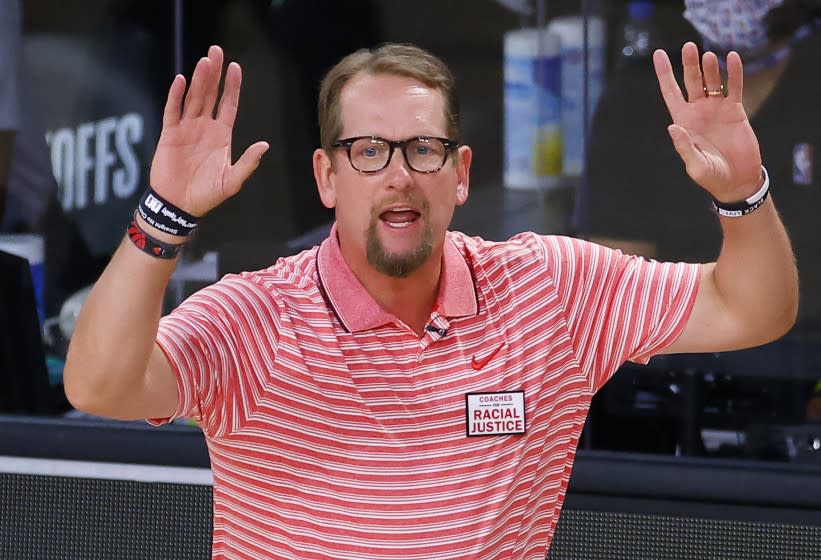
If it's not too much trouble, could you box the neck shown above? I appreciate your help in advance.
[340,239,444,336]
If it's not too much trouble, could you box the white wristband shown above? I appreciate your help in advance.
[712,165,770,218]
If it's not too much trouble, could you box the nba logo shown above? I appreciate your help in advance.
[793,143,813,186]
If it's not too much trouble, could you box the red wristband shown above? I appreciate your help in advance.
[127,216,184,259]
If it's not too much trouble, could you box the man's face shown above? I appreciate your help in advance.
[314,73,471,278]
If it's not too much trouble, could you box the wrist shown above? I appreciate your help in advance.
[128,212,185,260]
[137,187,200,237]
[712,166,770,218]
[134,212,188,244]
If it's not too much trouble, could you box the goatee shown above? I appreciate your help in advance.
[366,221,434,278]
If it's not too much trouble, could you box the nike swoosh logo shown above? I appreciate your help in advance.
[471,344,504,370]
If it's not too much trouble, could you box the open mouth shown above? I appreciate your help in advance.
[379,208,421,228]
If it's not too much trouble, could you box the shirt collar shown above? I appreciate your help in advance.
[317,224,478,332]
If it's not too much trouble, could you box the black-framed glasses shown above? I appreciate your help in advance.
[331,136,459,174]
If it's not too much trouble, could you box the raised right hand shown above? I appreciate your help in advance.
[149,45,269,217]
[653,43,762,203]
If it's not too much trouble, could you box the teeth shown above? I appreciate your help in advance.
[386,221,413,228]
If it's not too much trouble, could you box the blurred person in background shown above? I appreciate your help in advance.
[0,0,62,237]
[0,0,21,223]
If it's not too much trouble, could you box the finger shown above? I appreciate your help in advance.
[653,49,685,117]
[201,45,224,119]
[726,51,744,103]
[182,57,212,119]
[667,124,706,181]
[681,42,704,102]
[217,62,242,126]
[162,74,186,128]
[226,141,269,193]
[701,51,724,99]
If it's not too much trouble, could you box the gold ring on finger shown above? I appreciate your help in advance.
[703,84,724,97]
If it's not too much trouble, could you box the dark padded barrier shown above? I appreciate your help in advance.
[549,511,821,559]
[2,416,821,559]
[1,472,212,560]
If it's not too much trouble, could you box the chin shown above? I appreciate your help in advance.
[367,230,434,278]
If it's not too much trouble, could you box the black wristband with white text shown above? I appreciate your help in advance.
[711,165,771,218]
[137,187,200,236]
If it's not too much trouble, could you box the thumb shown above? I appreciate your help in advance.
[667,124,698,166]
[226,141,270,193]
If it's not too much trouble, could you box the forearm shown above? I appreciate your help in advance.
[711,196,798,346]
[63,218,181,409]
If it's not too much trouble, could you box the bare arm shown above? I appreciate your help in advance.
[63,46,268,420]
[64,231,181,419]
[653,43,798,354]
[666,199,797,353]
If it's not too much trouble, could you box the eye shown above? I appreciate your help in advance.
[355,140,386,159]
[411,139,444,157]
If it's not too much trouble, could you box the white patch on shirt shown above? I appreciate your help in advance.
[466,391,526,436]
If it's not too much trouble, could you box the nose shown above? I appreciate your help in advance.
[383,145,413,189]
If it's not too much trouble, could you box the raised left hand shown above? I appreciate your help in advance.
[654,42,763,202]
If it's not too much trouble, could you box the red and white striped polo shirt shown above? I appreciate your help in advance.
[155,228,700,560]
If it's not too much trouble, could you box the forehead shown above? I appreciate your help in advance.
[338,73,447,138]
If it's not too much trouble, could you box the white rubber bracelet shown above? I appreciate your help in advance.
[712,165,770,218]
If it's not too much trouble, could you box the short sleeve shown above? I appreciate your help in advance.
[149,274,282,437]
[543,235,700,392]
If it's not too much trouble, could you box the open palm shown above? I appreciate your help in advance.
[149,46,268,218]
[654,42,763,201]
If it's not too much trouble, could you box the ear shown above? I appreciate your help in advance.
[454,145,472,206]
[313,148,337,209]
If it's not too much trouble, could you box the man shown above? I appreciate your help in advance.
[64,41,797,559]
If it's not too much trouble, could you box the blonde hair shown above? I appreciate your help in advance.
[317,43,461,150]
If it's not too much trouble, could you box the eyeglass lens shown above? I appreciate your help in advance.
[349,137,448,172]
